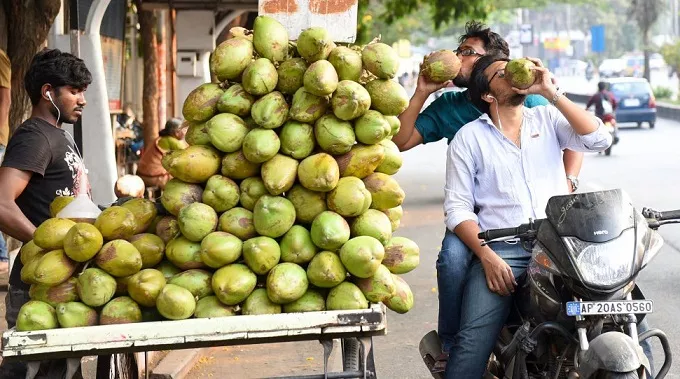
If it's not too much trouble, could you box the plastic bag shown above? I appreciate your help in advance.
[56,193,102,223]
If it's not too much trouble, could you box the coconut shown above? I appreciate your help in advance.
[303,60,338,97]
[277,58,308,95]
[206,113,249,153]
[314,115,355,155]
[331,80,371,121]
[182,83,223,123]
[289,88,329,124]
[279,121,315,159]
[328,46,363,82]
[210,38,254,81]
[253,15,288,63]
[365,79,409,116]
[505,58,538,89]
[296,27,334,62]
[362,43,399,79]
[216,84,255,117]
[242,58,278,96]
[422,50,461,83]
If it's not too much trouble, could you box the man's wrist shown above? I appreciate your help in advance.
[473,245,495,260]
[567,175,579,192]
[414,87,433,98]
[543,86,558,103]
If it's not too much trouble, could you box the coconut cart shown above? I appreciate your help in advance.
[2,303,386,379]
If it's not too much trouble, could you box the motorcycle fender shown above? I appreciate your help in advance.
[577,332,650,378]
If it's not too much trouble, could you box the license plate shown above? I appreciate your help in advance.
[566,300,653,316]
[623,98,641,107]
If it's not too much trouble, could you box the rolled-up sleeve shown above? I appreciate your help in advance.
[551,107,612,152]
[444,138,478,232]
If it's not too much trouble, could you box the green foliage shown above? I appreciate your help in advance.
[660,40,680,72]
[653,86,673,99]
[377,0,584,29]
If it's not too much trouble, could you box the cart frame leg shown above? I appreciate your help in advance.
[321,339,334,379]
[25,361,40,379]
[359,337,373,379]
[65,358,81,379]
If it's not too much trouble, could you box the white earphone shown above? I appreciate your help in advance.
[46,90,61,124]
[485,94,503,131]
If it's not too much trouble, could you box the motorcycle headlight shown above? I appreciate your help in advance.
[562,229,636,287]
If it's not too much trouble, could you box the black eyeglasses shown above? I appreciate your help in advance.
[490,69,506,82]
[454,48,484,57]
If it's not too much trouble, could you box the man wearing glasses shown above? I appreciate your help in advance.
[444,53,611,379]
[394,21,585,374]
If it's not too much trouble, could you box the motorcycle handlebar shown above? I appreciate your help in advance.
[479,207,680,241]
[657,209,680,221]
[478,219,544,241]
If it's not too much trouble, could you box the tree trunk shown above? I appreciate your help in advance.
[157,11,167,131]
[135,2,160,149]
[3,0,61,135]
[642,28,651,81]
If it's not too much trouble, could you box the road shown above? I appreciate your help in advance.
[187,115,680,378]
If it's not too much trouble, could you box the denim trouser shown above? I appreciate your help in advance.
[444,240,531,379]
[0,144,5,261]
[437,231,655,378]
[0,232,7,261]
[436,229,473,353]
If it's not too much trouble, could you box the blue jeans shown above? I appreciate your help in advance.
[437,233,656,378]
[436,230,473,353]
[0,145,6,261]
[445,241,531,379]
[0,233,7,261]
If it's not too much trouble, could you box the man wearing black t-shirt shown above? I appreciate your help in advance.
[0,49,92,377]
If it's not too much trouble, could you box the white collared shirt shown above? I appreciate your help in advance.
[444,105,612,232]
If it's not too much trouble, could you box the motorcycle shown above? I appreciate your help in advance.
[476,189,675,379]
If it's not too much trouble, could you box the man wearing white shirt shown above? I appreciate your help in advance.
[442,54,612,378]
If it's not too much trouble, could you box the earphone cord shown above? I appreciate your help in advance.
[48,94,61,128]
[494,98,503,131]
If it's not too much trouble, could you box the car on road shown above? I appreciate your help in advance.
[598,59,626,78]
[604,77,657,128]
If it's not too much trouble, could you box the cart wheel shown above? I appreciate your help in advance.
[342,338,361,372]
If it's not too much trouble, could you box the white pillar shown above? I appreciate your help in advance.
[214,10,247,44]
[80,0,117,205]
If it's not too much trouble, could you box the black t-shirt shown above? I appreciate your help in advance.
[2,118,90,290]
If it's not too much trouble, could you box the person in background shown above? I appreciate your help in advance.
[115,103,144,156]
[586,81,617,120]
[0,48,12,273]
[135,118,187,189]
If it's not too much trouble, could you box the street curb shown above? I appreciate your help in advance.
[565,92,680,121]
[150,348,206,379]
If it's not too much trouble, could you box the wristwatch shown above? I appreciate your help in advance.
[567,175,579,192]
